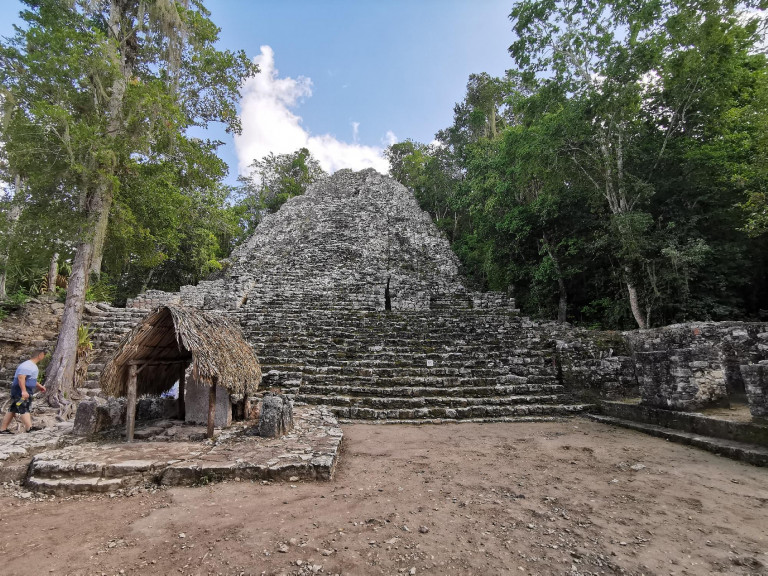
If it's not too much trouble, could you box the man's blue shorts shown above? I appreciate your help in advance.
[9,396,31,415]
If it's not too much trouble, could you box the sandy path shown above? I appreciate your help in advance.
[1,419,767,576]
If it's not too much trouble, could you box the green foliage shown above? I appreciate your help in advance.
[236,148,327,233]
[388,0,768,328]
[76,324,94,355]
[0,0,259,308]
[85,276,116,303]
[2,289,29,309]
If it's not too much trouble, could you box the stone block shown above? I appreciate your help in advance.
[257,393,293,438]
[136,397,178,421]
[73,397,126,436]
[72,400,100,436]
[185,382,232,428]
[742,362,768,417]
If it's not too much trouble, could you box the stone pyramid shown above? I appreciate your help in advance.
[187,169,473,312]
[96,169,592,422]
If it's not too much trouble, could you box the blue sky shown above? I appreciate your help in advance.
[0,0,514,183]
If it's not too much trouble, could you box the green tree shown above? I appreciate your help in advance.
[237,148,326,232]
[0,0,257,410]
[103,137,241,302]
[509,0,768,327]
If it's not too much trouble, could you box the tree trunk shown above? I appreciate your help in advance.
[556,277,568,324]
[46,0,134,410]
[625,273,647,329]
[87,0,131,279]
[0,175,24,300]
[88,200,112,279]
[125,363,137,442]
[44,240,93,411]
[542,233,568,324]
[47,251,59,294]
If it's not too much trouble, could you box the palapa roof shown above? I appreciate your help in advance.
[100,305,261,398]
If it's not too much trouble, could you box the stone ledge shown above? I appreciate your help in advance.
[587,414,768,467]
[597,400,768,447]
[338,415,576,425]
[0,422,81,482]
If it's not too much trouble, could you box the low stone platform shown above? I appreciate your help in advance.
[21,406,342,495]
[0,422,81,482]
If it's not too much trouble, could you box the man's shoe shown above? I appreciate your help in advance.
[26,426,44,432]
[0,429,12,435]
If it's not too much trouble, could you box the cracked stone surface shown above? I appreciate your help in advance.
[0,422,81,482]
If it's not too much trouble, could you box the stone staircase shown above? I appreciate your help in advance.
[80,295,589,422]
[78,304,149,398]
[236,289,589,421]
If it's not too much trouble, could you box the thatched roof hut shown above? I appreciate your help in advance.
[99,305,261,439]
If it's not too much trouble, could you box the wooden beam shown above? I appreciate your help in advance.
[207,379,217,439]
[129,358,191,367]
[130,358,191,375]
[126,363,138,442]
[178,365,186,421]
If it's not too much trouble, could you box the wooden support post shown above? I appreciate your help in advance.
[126,364,138,442]
[178,366,186,421]
[207,380,217,439]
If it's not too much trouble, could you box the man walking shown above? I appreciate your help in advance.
[0,350,47,434]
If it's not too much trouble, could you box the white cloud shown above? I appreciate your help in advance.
[235,46,393,175]
[383,130,398,147]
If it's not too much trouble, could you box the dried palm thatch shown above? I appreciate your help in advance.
[100,305,261,399]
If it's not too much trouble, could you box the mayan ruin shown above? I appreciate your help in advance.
[2,1,768,575]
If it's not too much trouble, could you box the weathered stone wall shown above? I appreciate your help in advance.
[625,322,768,411]
[125,289,181,310]
[598,400,768,447]
[72,396,178,437]
[742,361,768,416]
[552,328,638,400]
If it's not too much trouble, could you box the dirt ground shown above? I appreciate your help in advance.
[1,418,767,576]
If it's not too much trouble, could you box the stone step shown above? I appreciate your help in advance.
[257,355,557,372]
[330,403,591,421]
[26,476,127,495]
[586,414,768,467]
[336,415,563,426]
[296,394,566,409]
[253,345,555,359]
[300,365,507,378]
[298,383,564,398]
[299,374,533,388]
[249,340,550,354]
[260,367,557,386]
[244,324,542,338]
